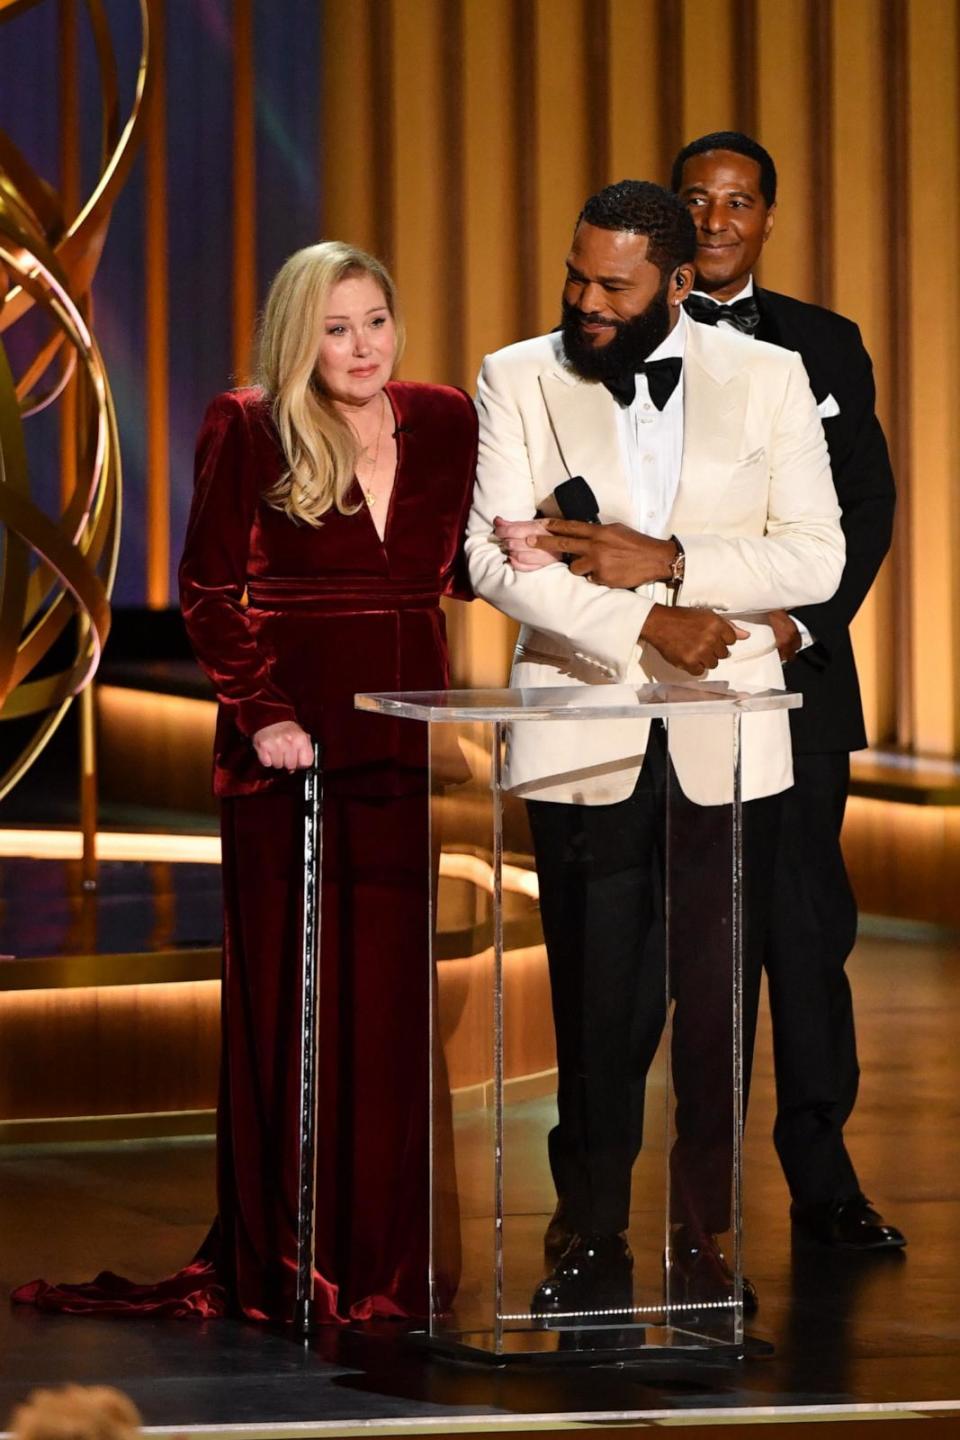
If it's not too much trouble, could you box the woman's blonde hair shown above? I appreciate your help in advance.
[10,1386,142,1440]
[257,241,404,525]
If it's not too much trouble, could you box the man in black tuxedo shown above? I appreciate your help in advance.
[668,130,903,1249]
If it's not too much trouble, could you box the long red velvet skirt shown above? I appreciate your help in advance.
[216,783,435,1322]
[13,780,449,1324]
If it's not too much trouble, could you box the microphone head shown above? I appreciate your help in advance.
[554,475,599,523]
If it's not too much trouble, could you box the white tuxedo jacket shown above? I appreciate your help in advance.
[465,320,845,806]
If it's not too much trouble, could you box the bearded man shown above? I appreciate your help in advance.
[465,180,844,1315]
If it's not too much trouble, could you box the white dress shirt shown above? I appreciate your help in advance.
[615,307,687,540]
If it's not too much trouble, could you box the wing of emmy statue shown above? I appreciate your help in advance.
[0,0,155,808]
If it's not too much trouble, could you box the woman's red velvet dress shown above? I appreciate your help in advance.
[14,381,477,1324]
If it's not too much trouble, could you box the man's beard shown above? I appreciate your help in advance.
[560,279,673,385]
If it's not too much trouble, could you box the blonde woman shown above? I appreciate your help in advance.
[15,244,477,1326]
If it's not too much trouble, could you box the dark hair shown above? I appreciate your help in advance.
[579,180,696,275]
[670,131,777,206]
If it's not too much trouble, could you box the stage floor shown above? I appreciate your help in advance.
[1,929,958,1433]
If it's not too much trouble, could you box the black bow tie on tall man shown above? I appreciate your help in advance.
[683,291,761,336]
[603,356,682,411]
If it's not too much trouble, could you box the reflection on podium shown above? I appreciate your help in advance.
[357,683,799,1363]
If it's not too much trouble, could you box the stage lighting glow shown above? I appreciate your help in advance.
[0,831,542,899]
[439,851,540,900]
[0,829,221,863]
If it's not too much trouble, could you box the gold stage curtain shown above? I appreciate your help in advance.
[320,0,960,761]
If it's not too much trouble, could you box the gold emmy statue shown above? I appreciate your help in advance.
[0,0,155,878]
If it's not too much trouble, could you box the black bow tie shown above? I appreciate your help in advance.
[603,356,682,411]
[683,291,760,335]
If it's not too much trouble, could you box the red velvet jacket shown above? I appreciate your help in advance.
[179,382,478,797]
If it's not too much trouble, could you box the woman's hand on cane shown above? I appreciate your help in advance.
[253,720,315,772]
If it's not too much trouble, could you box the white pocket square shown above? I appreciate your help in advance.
[817,392,840,419]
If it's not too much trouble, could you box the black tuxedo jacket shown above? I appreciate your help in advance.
[753,287,896,754]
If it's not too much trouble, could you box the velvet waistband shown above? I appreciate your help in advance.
[246,576,441,612]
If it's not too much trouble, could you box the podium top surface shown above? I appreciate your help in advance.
[355,683,802,723]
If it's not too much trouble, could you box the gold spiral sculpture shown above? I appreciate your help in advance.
[0,0,154,801]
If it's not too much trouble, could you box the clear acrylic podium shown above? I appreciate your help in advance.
[356,683,799,1364]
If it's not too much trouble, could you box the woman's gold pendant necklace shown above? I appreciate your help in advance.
[360,393,387,507]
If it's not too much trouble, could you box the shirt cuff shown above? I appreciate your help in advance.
[789,615,815,651]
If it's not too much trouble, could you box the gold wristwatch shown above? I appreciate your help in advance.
[667,535,685,604]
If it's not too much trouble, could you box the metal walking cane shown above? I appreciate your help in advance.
[295,740,323,1336]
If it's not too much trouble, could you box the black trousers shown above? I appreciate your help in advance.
[528,726,782,1237]
[764,751,861,1209]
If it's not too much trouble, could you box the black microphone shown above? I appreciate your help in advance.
[552,476,599,567]
[554,475,599,523]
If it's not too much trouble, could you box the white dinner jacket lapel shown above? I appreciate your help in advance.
[535,325,757,532]
[669,320,750,533]
[538,365,635,525]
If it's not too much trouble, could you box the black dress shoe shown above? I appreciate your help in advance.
[531,1232,634,1321]
[543,1198,575,1265]
[791,1194,907,1250]
[668,1227,759,1316]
